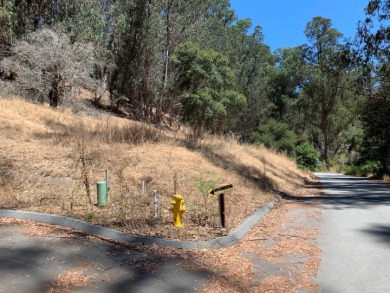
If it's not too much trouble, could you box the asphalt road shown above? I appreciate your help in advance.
[0,223,207,293]
[315,173,390,293]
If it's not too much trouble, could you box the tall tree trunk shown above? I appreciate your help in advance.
[322,120,331,171]
[156,0,172,124]
[49,78,59,108]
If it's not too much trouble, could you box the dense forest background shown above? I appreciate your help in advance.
[0,0,389,177]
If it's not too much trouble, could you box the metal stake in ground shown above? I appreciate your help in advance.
[218,193,226,228]
[209,184,233,229]
[153,190,159,218]
[105,169,109,203]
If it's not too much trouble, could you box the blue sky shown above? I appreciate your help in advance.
[229,0,369,52]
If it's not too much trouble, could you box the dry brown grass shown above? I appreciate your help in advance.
[0,98,314,240]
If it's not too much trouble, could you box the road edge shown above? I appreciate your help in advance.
[0,201,275,250]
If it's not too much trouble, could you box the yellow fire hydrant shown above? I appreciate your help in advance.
[170,194,186,227]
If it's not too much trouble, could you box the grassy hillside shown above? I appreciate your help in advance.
[0,98,313,240]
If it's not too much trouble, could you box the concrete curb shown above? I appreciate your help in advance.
[0,201,275,250]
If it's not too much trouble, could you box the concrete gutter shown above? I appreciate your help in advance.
[0,201,275,250]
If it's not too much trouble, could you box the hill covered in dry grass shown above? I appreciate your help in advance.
[0,98,313,240]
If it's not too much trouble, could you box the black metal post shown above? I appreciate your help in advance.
[219,193,226,228]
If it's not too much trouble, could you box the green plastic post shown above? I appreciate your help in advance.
[97,181,107,207]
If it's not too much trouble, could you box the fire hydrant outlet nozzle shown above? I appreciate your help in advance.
[170,194,186,227]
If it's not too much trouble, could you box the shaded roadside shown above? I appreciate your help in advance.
[0,177,324,293]
[0,219,208,293]
[192,200,322,292]
[1,199,321,293]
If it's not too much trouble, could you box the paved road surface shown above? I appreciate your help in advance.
[0,223,207,293]
[315,173,390,293]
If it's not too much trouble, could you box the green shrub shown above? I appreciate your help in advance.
[361,161,382,176]
[294,142,321,171]
[344,165,360,176]
[344,161,382,177]
[250,119,297,155]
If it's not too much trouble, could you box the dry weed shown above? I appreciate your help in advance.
[0,98,315,240]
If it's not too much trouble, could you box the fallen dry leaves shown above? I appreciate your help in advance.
[190,201,321,293]
[46,263,96,293]
[0,217,73,237]
[0,180,322,293]
[135,196,322,293]
[0,198,321,293]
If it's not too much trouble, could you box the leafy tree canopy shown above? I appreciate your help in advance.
[171,41,246,138]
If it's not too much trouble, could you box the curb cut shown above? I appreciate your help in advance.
[0,201,275,250]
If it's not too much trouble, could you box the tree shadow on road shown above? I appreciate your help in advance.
[279,175,390,210]
[360,224,390,244]
[0,222,252,293]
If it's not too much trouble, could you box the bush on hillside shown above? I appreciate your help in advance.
[250,119,297,155]
[294,142,321,171]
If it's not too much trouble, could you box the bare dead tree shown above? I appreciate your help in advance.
[0,26,107,106]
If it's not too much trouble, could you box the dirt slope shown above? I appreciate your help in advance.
[0,98,313,240]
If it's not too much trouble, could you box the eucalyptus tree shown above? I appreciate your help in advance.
[106,0,215,123]
[5,0,69,35]
[206,11,277,140]
[234,25,276,140]
[106,0,157,118]
[356,0,390,176]
[300,17,360,169]
[0,1,15,48]
[270,46,307,123]
[171,41,246,138]
[156,0,216,123]
[0,0,16,83]
[203,0,237,52]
